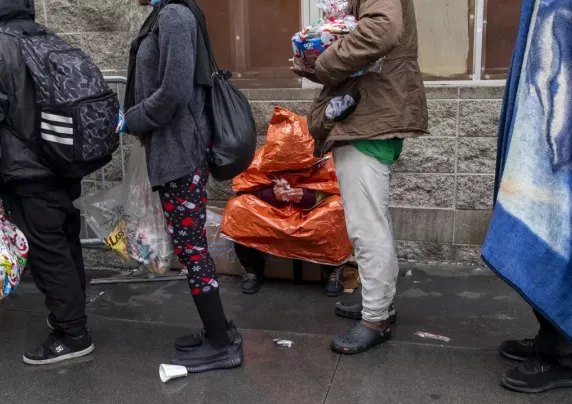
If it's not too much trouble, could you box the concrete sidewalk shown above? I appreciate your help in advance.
[0,266,568,404]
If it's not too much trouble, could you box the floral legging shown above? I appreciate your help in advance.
[159,162,218,296]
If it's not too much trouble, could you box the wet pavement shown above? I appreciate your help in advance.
[0,265,569,404]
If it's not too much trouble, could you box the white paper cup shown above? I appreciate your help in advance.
[159,364,188,383]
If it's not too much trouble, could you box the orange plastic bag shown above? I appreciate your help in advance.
[221,107,352,265]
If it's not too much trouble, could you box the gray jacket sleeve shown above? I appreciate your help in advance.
[125,5,197,135]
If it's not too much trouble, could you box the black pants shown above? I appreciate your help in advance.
[535,310,572,368]
[234,243,265,275]
[7,183,87,336]
[234,243,344,277]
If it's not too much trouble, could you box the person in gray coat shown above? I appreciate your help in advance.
[123,0,243,372]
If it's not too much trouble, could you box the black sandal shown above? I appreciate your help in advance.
[331,323,392,355]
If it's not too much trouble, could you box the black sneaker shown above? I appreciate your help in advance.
[175,321,242,352]
[499,338,536,362]
[335,301,397,324]
[241,273,262,294]
[23,332,94,365]
[502,359,572,393]
[326,266,344,297]
[331,322,392,355]
[171,334,244,373]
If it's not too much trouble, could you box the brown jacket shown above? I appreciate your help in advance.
[309,0,428,151]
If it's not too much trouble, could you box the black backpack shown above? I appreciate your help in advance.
[0,26,120,179]
[185,2,257,181]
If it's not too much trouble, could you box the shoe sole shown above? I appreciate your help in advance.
[327,290,345,298]
[23,344,95,366]
[335,308,398,325]
[185,353,243,374]
[501,375,572,394]
[242,287,260,295]
[47,318,54,331]
[498,348,528,362]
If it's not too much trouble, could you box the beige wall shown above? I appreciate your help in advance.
[414,0,471,77]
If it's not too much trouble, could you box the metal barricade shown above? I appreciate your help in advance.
[81,76,128,247]
[81,76,185,284]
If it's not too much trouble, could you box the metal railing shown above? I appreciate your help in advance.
[80,76,127,248]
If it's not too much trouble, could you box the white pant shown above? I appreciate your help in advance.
[333,145,399,322]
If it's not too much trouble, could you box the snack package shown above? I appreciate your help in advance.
[0,205,29,301]
[292,0,383,78]
[75,144,174,274]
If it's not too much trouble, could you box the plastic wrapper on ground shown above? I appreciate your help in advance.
[75,144,174,275]
[222,107,352,266]
[0,205,28,301]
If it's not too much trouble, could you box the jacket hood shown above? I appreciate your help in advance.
[0,0,35,22]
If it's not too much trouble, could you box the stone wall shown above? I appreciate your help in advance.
[36,1,503,268]
[81,85,503,269]
[213,86,502,266]
[34,0,147,75]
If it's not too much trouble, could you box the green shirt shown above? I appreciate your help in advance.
[350,139,404,165]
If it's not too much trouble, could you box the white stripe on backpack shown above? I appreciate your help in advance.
[41,112,73,124]
[41,133,74,145]
[40,122,74,135]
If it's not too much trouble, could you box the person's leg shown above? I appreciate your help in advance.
[160,164,242,371]
[502,310,572,393]
[66,182,87,298]
[9,189,92,365]
[325,264,345,297]
[534,310,572,368]
[330,145,398,354]
[234,243,265,273]
[234,243,265,294]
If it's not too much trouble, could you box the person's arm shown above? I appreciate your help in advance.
[297,189,318,210]
[251,187,288,207]
[124,5,197,135]
[314,0,403,86]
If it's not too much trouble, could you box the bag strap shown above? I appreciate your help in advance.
[182,1,220,74]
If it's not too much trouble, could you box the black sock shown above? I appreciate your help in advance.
[193,289,230,349]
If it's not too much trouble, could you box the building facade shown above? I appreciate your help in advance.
[36,0,520,266]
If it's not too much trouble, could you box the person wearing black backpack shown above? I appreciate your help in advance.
[0,0,94,365]
[122,0,244,373]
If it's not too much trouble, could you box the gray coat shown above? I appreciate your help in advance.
[125,4,211,188]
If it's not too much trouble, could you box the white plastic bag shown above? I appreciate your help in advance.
[75,144,174,274]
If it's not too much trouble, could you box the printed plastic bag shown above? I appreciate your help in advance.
[291,0,383,77]
[75,144,174,274]
[0,204,28,301]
